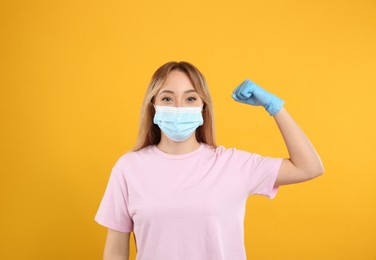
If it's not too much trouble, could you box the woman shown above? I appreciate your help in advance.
[94,61,324,260]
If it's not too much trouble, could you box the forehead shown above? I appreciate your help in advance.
[159,70,195,92]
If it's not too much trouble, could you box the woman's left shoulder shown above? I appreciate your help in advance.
[208,143,245,157]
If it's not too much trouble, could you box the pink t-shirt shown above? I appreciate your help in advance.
[94,142,283,260]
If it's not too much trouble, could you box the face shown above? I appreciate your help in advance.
[154,70,203,107]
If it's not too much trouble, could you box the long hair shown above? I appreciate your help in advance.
[132,61,217,151]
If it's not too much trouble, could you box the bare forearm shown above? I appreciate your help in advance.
[103,243,129,260]
[273,107,324,176]
[103,252,129,260]
[104,243,129,260]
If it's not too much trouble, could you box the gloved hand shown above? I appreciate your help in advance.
[231,79,285,116]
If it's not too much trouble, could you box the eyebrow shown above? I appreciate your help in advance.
[159,89,197,95]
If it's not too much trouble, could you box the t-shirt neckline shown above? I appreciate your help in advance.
[152,142,206,160]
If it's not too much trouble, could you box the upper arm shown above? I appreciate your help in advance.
[274,158,323,187]
[103,228,131,260]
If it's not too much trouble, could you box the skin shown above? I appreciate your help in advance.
[103,69,324,259]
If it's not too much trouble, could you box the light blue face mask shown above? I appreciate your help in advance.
[153,105,204,142]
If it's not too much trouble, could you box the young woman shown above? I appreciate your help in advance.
[94,61,324,260]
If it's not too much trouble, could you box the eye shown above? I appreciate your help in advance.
[161,97,172,102]
[187,97,197,102]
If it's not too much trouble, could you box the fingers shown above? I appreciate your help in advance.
[231,93,248,104]
[231,93,239,100]
[232,79,254,100]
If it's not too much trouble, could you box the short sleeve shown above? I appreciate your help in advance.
[94,159,134,232]
[236,149,283,199]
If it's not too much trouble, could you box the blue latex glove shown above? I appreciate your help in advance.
[231,79,285,116]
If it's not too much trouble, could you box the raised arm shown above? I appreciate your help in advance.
[231,79,324,186]
[272,107,324,186]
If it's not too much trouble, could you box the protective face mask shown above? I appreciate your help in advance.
[153,105,204,142]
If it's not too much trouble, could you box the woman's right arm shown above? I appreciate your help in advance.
[103,228,131,260]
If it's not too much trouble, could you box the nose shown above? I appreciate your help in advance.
[175,99,182,107]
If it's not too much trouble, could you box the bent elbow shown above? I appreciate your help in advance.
[316,168,324,178]
[309,165,325,179]
[303,162,324,180]
[317,162,325,176]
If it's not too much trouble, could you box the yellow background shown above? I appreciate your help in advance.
[1,0,375,259]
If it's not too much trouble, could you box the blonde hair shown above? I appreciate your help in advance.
[132,61,217,151]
